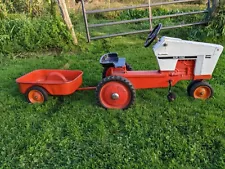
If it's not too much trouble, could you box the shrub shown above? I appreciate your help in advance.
[206,1,225,41]
[0,15,74,55]
[0,0,55,17]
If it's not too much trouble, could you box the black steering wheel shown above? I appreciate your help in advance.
[144,23,162,48]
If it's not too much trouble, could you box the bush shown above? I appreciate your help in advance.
[0,15,74,55]
[0,0,55,17]
[206,1,225,41]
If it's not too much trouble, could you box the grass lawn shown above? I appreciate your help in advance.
[1,26,225,168]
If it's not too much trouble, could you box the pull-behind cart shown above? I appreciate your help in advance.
[16,24,224,110]
[16,69,95,103]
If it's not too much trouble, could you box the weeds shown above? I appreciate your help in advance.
[206,3,225,42]
[0,15,74,56]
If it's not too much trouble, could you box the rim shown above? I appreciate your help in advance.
[193,86,211,99]
[28,90,45,103]
[99,81,131,109]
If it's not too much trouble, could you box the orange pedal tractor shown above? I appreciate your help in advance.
[16,24,224,110]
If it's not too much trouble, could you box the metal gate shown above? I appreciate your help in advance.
[81,0,211,42]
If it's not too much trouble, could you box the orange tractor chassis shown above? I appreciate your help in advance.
[95,59,213,110]
[105,60,211,89]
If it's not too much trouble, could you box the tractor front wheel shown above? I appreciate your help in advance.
[187,80,201,96]
[189,81,213,100]
[96,76,135,110]
[102,63,132,79]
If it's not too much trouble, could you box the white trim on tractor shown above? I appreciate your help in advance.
[153,36,224,75]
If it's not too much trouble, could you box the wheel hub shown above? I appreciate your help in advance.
[193,84,212,100]
[199,89,206,96]
[111,93,119,100]
[28,90,45,103]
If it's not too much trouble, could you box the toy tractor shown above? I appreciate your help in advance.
[16,24,224,110]
[97,23,224,109]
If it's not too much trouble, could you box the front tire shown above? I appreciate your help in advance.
[187,80,201,96]
[96,76,136,110]
[189,81,213,100]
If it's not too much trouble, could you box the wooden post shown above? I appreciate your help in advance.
[212,0,220,14]
[56,0,78,45]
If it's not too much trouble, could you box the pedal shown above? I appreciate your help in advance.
[167,80,176,102]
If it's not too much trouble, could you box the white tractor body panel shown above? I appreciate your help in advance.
[153,36,224,75]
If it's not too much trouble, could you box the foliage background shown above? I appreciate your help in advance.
[0,0,224,56]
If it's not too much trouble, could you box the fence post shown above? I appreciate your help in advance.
[81,0,91,42]
[212,0,220,14]
[56,0,78,45]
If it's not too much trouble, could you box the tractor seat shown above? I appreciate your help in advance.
[114,58,126,68]
[100,53,126,68]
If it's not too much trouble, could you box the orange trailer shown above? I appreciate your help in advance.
[16,70,84,103]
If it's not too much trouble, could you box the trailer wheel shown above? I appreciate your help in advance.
[102,63,133,79]
[187,80,201,96]
[96,76,135,110]
[25,86,48,104]
[189,81,213,100]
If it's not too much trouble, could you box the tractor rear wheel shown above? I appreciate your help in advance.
[96,76,135,110]
[102,63,132,79]
[25,86,48,104]
[189,81,213,100]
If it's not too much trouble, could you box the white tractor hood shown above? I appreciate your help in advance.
[153,36,224,75]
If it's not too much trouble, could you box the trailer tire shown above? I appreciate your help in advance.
[25,86,48,104]
[96,76,135,110]
[189,81,213,100]
[102,63,133,79]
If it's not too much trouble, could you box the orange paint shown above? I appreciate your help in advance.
[193,86,212,99]
[99,81,131,109]
[16,60,214,104]
[106,60,212,89]
[16,69,83,95]
[193,75,212,80]
[28,90,45,103]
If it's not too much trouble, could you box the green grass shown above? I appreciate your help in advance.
[0,3,225,168]
[0,30,225,168]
